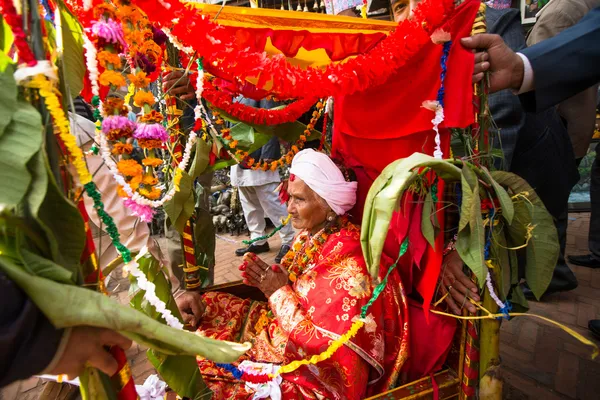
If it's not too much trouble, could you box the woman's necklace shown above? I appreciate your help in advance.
[282,217,349,282]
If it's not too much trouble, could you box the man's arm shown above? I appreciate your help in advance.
[520,6,600,111]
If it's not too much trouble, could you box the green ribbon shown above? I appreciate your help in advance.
[360,238,409,318]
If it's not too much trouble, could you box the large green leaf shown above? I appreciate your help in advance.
[491,171,558,300]
[128,255,208,399]
[20,249,74,284]
[480,166,514,225]
[164,171,195,234]
[421,191,436,248]
[361,153,463,278]
[491,224,511,300]
[0,100,43,210]
[0,64,16,137]
[0,255,250,362]
[456,165,486,287]
[188,138,210,180]
[57,2,85,98]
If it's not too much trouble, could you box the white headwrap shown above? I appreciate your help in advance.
[289,149,357,215]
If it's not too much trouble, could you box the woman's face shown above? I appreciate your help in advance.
[391,0,421,22]
[287,177,329,234]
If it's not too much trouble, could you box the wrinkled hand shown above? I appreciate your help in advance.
[240,253,289,298]
[440,250,480,315]
[48,326,132,380]
[162,70,195,101]
[461,34,524,93]
[175,291,206,328]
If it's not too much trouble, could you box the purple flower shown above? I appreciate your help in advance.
[91,19,127,48]
[123,199,155,222]
[133,52,156,74]
[151,26,168,46]
[134,123,168,141]
[102,116,136,134]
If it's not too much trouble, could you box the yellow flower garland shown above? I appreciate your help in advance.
[28,75,92,185]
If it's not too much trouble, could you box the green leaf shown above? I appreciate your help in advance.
[0,100,43,210]
[481,166,514,225]
[0,255,250,362]
[455,165,486,287]
[491,225,511,300]
[509,285,529,312]
[188,139,210,180]
[79,367,117,400]
[421,191,436,248]
[0,63,16,137]
[57,2,85,98]
[164,171,195,234]
[127,255,208,398]
[491,171,558,300]
[20,249,74,284]
[361,153,463,278]
[1,17,14,54]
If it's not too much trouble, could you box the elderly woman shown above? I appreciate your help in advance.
[177,149,409,399]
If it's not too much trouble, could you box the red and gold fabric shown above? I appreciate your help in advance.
[196,223,409,399]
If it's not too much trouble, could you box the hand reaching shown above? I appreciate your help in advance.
[461,34,525,93]
[175,291,206,329]
[48,327,132,380]
[439,250,480,315]
[162,70,195,101]
[239,253,289,298]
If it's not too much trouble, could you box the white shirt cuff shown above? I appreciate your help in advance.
[516,52,534,94]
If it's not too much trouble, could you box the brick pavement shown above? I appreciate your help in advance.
[3,214,599,399]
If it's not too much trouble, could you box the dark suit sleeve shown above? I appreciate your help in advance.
[520,6,600,112]
[486,8,527,169]
[0,271,64,387]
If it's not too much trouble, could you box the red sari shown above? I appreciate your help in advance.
[196,223,409,399]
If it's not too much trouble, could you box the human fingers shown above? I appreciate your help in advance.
[456,272,480,301]
[87,345,119,376]
[447,280,477,314]
[166,85,192,96]
[440,285,461,315]
[238,261,248,271]
[472,72,484,84]
[473,61,490,76]
[460,34,503,51]
[98,329,132,350]
[188,296,206,321]
[272,264,288,276]
[182,311,197,327]
[474,51,489,64]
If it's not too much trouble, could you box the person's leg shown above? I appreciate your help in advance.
[255,182,295,246]
[238,186,267,245]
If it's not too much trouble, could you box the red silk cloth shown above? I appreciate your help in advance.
[332,0,479,317]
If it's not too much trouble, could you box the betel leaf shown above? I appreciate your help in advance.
[421,191,436,248]
[455,165,486,287]
[188,138,210,181]
[361,153,462,278]
[164,170,195,234]
[0,99,43,211]
[491,171,558,300]
[480,166,514,225]
[128,255,208,399]
[0,255,250,362]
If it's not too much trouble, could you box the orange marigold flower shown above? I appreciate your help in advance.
[138,139,163,149]
[141,41,161,58]
[229,140,238,149]
[299,135,307,141]
[99,70,126,88]
[103,98,128,117]
[111,142,133,155]
[261,163,269,171]
[97,51,123,69]
[215,118,224,125]
[117,159,143,177]
[270,162,278,171]
[117,185,128,198]
[142,157,164,167]
[127,71,150,89]
[94,3,116,19]
[129,174,143,190]
[139,110,164,124]
[106,127,133,141]
[125,30,146,46]
[291,145,299,154]
[139,187,162,200]
[247,158,255,167]
[142,173,159,186]
[134,91,155,108]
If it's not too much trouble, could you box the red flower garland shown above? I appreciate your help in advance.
[122,0,454,100]
[203,79,318,126]
[0,0,37,66]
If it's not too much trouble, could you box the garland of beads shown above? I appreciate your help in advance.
[216,238,409,381]
[242,215,291,245]
[231,99,325,171]
[31,73,182,329]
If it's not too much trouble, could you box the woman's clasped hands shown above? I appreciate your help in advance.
[239,252,289,298]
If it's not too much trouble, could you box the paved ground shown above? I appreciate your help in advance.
[3,213,599,399]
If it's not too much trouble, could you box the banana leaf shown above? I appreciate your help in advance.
[0,255,250,362]
[56,0,85,98]
[361,153,463,279]
[491,171,558,300]
[0,62,16,135]
[129,255,208,399]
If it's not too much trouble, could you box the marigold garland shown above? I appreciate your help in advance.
[127,71,150,88]
[99,69,127,87]
[117,159,143,177]
[133,90,156,108]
